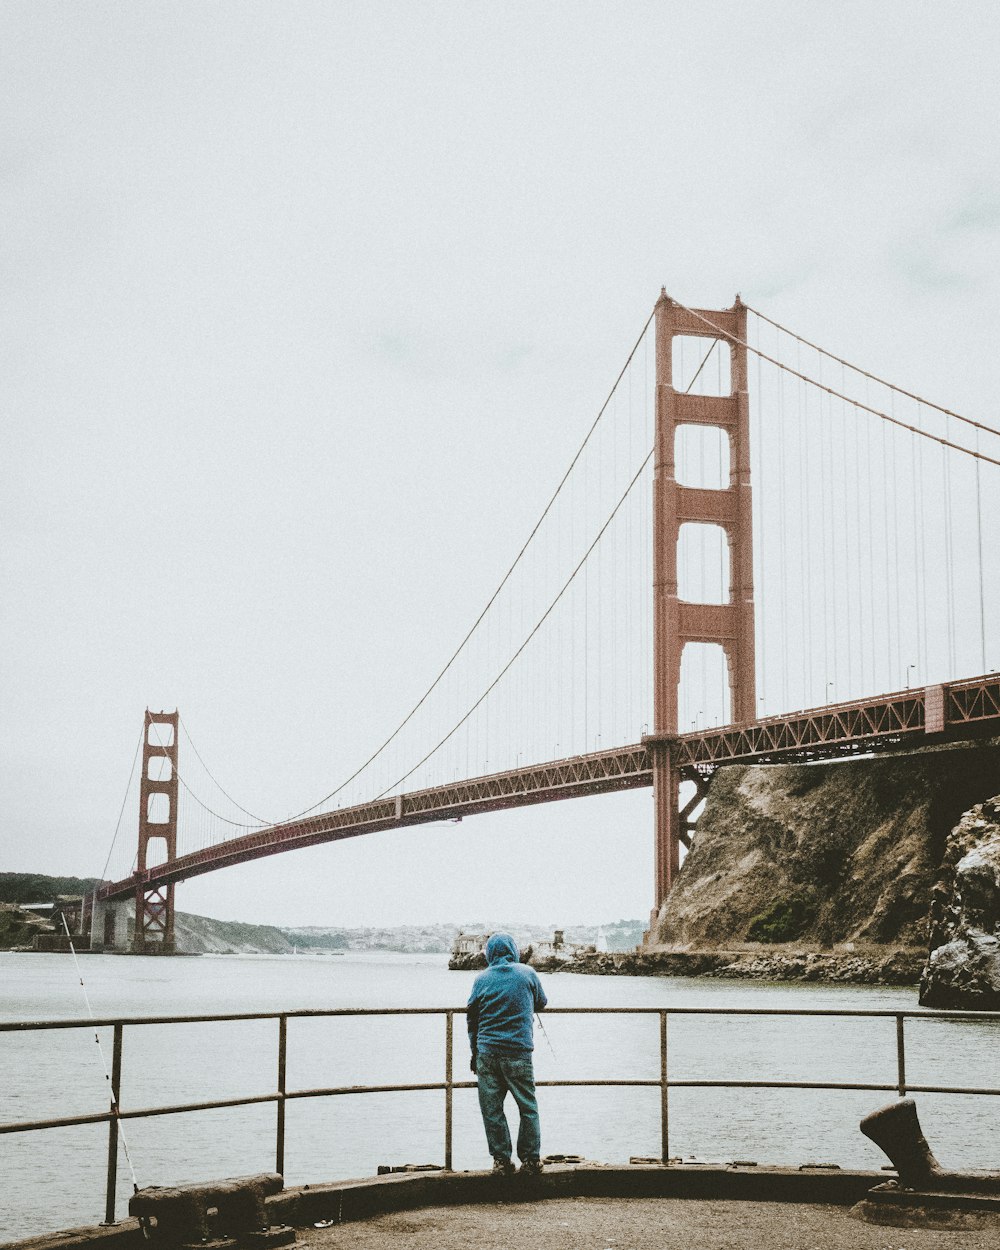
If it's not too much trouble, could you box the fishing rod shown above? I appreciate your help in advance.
[59,912,142,1204]
[535,1011,557,1060]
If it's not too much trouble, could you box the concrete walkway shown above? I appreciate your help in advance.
[296,1195,997,1249]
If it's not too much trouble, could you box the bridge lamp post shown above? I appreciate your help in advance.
[905,664,917,689]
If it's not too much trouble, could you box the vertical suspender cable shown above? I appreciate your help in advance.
[842,363,854,695]
[917,404,929,680]
[777,324,788,712]
[943,415,956,675]
[866,379,878,691]
[754,315,766,715]
[908,410,921,683]
[880,415,892,687]
[975,426,986,672]
[890,391,902,687]
[823,388,836,698]
[797,341,808,705]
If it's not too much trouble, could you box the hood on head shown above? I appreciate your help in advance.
[485,933,519,965]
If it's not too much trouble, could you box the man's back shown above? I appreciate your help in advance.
[468,934,547,1056]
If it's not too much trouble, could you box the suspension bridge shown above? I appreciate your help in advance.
[86,291,1000,953]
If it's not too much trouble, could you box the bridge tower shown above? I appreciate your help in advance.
[134,709,179,953]
[652,292,756,909]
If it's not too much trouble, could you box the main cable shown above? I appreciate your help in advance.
[254,305,658,823]
[663,295,1000,466]
[746,302,1000,439]
[97,726,144,883]
[374,447,654,797]
[116,309,660,856]
[179,717,271,824]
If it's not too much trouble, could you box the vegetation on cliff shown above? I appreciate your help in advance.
[0,873,101,903]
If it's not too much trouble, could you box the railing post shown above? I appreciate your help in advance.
[895,1015,906,1097]
[276,1016,287,1175]
[659,1011,669,1164]
[103,1023,123,1225]
[444,1012,454,1171]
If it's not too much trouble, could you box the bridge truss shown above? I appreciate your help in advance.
[97,672,1000,905]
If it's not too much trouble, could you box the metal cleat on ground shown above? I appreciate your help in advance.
[128,1172,295,1249]
[375,1163,443,1174]
[855,1098,1000,1230]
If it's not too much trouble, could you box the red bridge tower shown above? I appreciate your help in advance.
[652,293,756,910]
[134,709,179,953]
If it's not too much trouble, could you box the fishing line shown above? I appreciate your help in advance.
[535,1012,557,1061]
[59,913,141,1198]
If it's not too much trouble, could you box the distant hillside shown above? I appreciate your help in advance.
[0,873,101,904]
[176,911,292,955]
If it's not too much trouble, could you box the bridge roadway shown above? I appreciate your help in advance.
[98,672,1000,901]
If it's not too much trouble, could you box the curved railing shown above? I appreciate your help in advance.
[2,1004,999,1228]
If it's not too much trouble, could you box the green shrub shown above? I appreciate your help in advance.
[746,895,816,943]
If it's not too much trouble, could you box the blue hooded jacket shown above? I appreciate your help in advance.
[467,933,548,1057]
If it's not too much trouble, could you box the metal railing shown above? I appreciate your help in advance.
[2,1004,999,1226]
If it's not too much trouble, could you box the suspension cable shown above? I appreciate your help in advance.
[179,716,271,823]
[662,295,1000,466]
[146,721,266,831]
[374,448,655,797]
[119,309,661,852]
[745,302,1000,439]
[97,726,144,882]
[263,305,659,822]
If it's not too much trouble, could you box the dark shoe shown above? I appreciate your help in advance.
[519,1158,543,1176]
[492,1157,515,1177]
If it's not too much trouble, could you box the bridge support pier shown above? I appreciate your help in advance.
[652,746,681,912]
[89,897,132,952]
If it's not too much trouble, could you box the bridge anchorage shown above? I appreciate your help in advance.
[87,290,1000,953]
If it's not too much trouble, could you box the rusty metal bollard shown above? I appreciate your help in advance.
[861,1099,1000,1195]
[129,1173,295,1248]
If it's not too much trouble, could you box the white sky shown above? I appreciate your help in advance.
[2,3,1000,928]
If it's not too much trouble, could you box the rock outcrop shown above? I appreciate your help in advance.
[641,742,1000,984]
[919,796,1000,1009]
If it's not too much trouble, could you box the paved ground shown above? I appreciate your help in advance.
[295,1195,997,1250]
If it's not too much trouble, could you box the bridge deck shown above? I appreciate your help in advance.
[98,673,1000,900]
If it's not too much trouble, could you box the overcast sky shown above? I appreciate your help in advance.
[2,3,999,929]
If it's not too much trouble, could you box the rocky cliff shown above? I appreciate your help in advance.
[629,742,1000,984]
[919,795,1000,1008]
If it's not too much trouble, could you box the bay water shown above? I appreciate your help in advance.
[1,950,997,1242]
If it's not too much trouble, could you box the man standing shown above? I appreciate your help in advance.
[467,933,548,1176]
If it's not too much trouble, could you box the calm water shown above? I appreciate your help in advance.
[1,951,998,1242]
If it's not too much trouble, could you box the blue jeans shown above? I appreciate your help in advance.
[475,1051,541,1163]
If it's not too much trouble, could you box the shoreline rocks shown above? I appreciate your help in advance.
[555,946,925,985]
[450,944,924,985]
